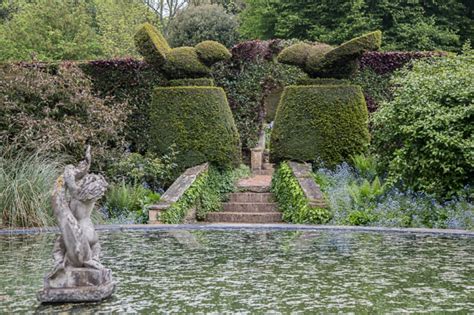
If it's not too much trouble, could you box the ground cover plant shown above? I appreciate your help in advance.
[313,155,473,230]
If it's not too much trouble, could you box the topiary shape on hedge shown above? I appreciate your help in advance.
[270,85,370,167]
[277,31,382,79]
[149,86,241,170]
[134,23,231,79]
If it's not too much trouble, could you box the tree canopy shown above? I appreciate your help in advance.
[239,0,473,51]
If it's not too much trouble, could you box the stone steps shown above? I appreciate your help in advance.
[222,202,278,213]
[229,192,273,203]
[206,211,282,223]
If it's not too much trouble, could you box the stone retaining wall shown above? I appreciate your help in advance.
[287,161,326,208]
[148,163,208,224]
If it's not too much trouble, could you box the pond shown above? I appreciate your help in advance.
[0,229,473,313]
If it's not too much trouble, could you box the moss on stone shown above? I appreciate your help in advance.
[270,85,370,167]
[195,40,232,66]
[134,23,170,66]
[149,86,241,169]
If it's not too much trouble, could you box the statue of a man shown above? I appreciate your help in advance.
[38,146,114,303]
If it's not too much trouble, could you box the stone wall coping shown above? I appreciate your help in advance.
[287,161,326,208]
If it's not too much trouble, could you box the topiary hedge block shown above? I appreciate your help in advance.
[163,47,211,79]
[296,78,350,86]
[270,85,369,167]
[195,41,232,66]
[149,86,241,170]
[168,78,215,86]
[134,23,170,66]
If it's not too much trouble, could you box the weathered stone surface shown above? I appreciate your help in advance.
[206,212,282,223]
[38,267,115,303]
[288,161,327,208]
[149,163,208,224]
[39,146,115,304]
[229,193,274,203]
[223,202,278,213]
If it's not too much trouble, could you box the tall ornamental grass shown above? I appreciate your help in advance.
[0,150,61,227]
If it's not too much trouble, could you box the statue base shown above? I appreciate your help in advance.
[37,267,115,303]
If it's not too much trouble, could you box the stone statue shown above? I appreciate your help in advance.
[37,146,115,303]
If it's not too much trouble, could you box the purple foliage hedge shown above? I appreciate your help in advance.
[360,51,447,75]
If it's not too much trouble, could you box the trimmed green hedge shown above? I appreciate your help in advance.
[134,23,170,66]
[149,86,241,170]
[164,47,211,79]
[296,78,349,86]
[195,40,232,66]
[270,85,370,167]
[271,162,331,224]
[278,31,382,78]
[168,78,215,86]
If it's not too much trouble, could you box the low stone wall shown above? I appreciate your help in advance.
[148,163,208,224]
[287,161,326,208]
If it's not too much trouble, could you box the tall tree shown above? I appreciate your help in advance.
[94,0,161,57]
[0,0,102,61]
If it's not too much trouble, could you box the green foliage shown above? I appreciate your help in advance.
[195,40,232,66]
[159,164,250,223]
[272,162,331,224]
[277,42,315,67]
[0,63,129,171]
[351,154,378,181]
[149,86,241,170]
[351,69,392,111]
[107,150,177,191]
[278,31,382,78]
[372,47,474,197]
[168,78,215,86]
[164,47,212,78]
[296,78,350,86]
[167,4,240,48]
[213,60,306,149]
[0,0,102,62]
[78,60,166,153]
[0,149,61,227]
[239,0,470,51]
[270,85,370,168]
[104,182,160,224]
[160,171,210,224]
[134,22,170,66]
[94,0,161,58]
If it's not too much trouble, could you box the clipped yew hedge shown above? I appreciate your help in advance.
[270,85,370,167]
[149,86,241,170]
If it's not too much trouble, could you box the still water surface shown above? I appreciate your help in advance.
[0,230,473,313]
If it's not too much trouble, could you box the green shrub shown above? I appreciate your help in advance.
[168,78,215,86]
[270,85,370,168]
[167,4,240,48]
[104,182,160,224]
[195,40,232,66]
[163,47,211,79]
[0,63,129,170]
[149,86,241,170]
[271,162,331,224]
[107,150,177,191]
[0,150,61,227]
[372,46,474,197]
[134,23,170,66]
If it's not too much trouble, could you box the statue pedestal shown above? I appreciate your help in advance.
[37,267,115,303]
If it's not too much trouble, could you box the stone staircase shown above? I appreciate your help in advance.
[206,162,283,223]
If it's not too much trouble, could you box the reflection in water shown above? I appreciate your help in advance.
[1,230,473,313]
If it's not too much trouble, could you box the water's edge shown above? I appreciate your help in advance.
[1,223,473,237]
